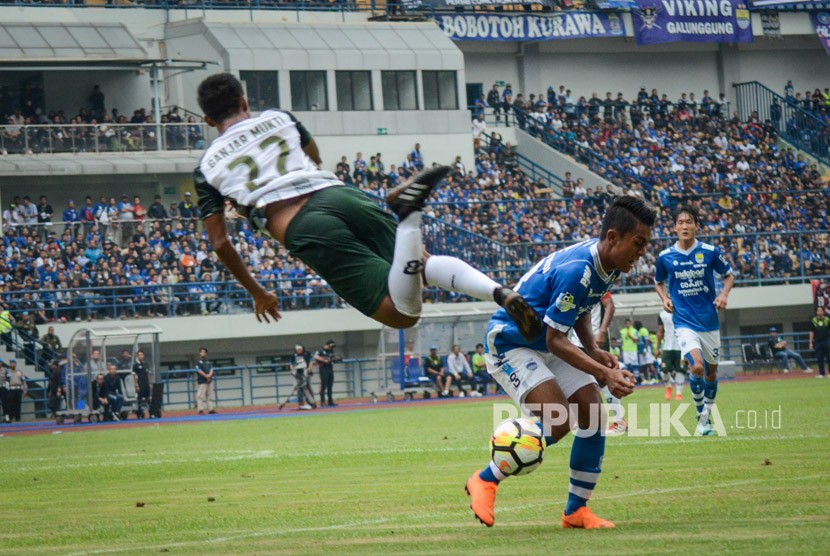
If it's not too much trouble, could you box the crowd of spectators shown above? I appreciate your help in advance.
[456,81,830,286]
[0,191,339,326]
[0,134,827,322]
[1,91,205,155]
[0,80,828,321]
[783,80,830,121]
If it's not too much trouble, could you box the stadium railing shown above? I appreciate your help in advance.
[720,332,817,373]
[480,130,564,191]
[15,330,822,420]
[0,122,207,154]
[733,81,830,166]
[2,229,827,321]
[501,105,656,198]
[156,357,382,410]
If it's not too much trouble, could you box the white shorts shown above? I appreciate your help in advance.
[622,351,639,367]
[485,347,597,407]
[675,327,721,365]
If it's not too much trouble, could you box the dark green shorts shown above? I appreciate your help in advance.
[662,350,682,373]
[284,185,396,317]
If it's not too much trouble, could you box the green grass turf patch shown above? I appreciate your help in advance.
[1,378,828,555]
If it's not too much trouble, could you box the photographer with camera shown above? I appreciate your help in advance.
[290,345,315,410]
[315,340,341,407]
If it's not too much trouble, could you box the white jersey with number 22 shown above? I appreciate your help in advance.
[199,109,340,208]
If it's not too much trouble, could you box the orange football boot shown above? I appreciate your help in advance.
[465,470,498,527]
[561,507,616,529]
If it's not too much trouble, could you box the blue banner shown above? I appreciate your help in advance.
[813,11,830,54]
[436,13,626,41]
[632,0,754,44]
[595,0,638,8]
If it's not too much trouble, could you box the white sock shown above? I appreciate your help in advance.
[601,385,614,405]
[488,460,507,481]
[387,212,423,318]
[423,255,500,301]
[675,373,684,396]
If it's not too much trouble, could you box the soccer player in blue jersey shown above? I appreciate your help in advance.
[465,196,656,529]
[654,205,734,436]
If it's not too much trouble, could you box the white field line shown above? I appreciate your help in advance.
[60,472,830,556]
[6,431,829,473]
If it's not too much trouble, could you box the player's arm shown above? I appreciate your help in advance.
[284,110,322,167]
[714,272,735,310]
[713,250,735,310]
[547,327,633,398]
[655,281,673,313]
[657,321,665,355]
[196,168,280,323]
[575,312,620,372]
[597,293,614,345]
[654,255,673,312]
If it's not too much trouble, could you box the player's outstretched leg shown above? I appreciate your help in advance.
[384,166,451,318]
[386,165,542,340]
[425,256,542,341]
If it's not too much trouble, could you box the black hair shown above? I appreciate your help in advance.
[600,195,657,240]
[476,343,483,349]
[197,73,244,124]
[634,320,643,330]
[199,347,208,354]
[673,204,700,225]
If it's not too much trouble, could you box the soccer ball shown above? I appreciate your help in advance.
[490,418,544,476]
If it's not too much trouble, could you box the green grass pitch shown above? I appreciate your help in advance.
[1,378,829,555]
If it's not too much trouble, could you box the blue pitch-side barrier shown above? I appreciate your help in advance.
[8,331,820,423]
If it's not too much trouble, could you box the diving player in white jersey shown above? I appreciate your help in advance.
[194,73,541,339]
[654,205,734,435]
[658,309,684,400]
[465,196,656,529]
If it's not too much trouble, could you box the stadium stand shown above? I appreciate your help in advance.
[1,81,827,314]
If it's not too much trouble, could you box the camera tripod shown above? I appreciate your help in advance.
[278,371,317,411]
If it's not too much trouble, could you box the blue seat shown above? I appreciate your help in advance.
[390,357,432,390]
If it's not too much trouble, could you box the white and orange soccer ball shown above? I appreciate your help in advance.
[490,418,544,476]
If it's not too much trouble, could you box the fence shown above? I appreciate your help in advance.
[0,122,208,155]
[480,130,563,192]
[1,228,827,323]
[14,330,824,421]
[151,358,385,412]
[733,81,830,167]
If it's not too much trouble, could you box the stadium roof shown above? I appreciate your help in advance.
[0,23,210,70]
[0,151,202,177]
[165,21,463,70]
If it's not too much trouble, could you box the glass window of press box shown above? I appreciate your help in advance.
[240,71,279,111]
[290,71,328,111]
[382,71,418,111]
[336,71,373,111]
[422,71,458,110]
